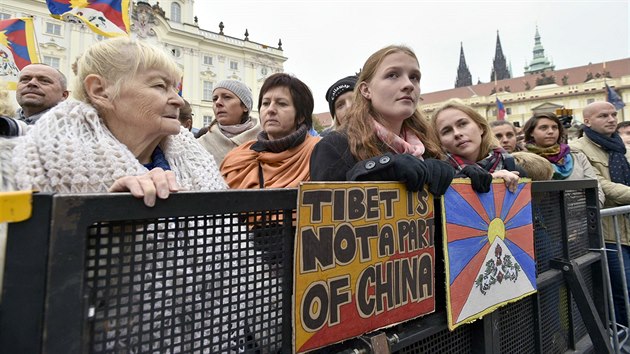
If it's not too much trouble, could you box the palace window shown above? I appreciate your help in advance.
[230,61,238,70]
[202,81,213,101]
[42,56,60,70]
[171,2,181,23]
[203,55,213,66]
[203,115,212,126]
[0,13,11,20]
[45,22,61,36]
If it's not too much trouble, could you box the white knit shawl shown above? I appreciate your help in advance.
[4,100,227,193]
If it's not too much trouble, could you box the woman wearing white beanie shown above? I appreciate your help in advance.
[197,80,261,165]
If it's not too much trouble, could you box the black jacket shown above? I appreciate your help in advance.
[310,131,419,182]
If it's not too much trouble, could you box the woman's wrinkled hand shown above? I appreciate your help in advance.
[491,169,520,193]
[108,168,180,207]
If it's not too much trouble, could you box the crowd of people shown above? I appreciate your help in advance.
[1,36,629,333]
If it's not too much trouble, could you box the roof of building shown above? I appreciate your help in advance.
[421,57,630,105]
[313,112,333,128]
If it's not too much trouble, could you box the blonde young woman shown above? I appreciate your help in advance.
[432,99,524,193]
[310,45,453,196]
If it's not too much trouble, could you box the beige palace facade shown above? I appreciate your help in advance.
[420,58,630,128]
[0,0,287,129]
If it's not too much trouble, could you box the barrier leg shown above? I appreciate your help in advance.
[613,215,630,330]
[550,259,613,353]
[603,244,622,353]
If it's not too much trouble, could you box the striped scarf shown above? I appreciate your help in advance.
[447,147,510,173]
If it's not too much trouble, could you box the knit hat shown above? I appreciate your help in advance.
[213,80,253,112]
[325,75,358,118]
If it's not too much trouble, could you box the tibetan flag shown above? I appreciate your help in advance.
[606,84,625,110]
[496,97,506,120]
[46,0,130,38]
[0,18,39,90]
[177,77,183,97]
[443,179,536,330]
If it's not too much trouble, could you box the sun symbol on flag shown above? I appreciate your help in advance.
[70,0,90,9]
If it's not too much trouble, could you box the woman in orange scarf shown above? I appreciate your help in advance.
[221,73,319,189]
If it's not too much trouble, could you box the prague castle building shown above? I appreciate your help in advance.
[425,29,628,128]
[0,0,287,129]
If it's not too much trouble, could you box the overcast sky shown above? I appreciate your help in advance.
[196,1,629,113]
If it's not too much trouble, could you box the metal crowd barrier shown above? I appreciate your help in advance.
[0,179,611,353]
[600,204,630,353]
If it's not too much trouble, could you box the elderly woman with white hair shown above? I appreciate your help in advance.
[0,37,226,205]
[0,37,282,352]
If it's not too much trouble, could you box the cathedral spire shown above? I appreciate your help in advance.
[490,30,511,82]
[524,25,555,75]
[455,42,472,88]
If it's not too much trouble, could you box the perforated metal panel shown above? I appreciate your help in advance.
[533,191,564,274]
[565,190,590,260]
[498,296,536,352]
[85,210,291,353]
[539,281,571,353]
[394,325,472,354]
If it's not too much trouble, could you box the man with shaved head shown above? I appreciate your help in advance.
[571,101,630,326]
[16,63,69,124]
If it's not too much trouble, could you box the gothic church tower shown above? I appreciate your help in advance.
[455,42,473,88]
[490,31,511,81]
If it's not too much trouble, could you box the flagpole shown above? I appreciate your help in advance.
[30,18,42,65]
[494,71,498,121]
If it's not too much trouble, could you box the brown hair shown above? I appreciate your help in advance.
[489,119,517,133]
[618,121,630,130]
[258,73,314,128]
[431,99,499,161]
[341,45,442,160]
[523,112,564,144]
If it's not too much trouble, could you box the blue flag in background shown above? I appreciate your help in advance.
[606,84,625,110]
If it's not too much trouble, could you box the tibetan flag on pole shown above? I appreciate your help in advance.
[606,84,625,110]
[46,0,130,38]
[0,18,39,90]
[496,97,506,120]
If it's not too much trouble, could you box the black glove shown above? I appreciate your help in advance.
[423,158,455,196]
[346,153,428,191]
[458,165,493,193]
[389,154,429,191]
